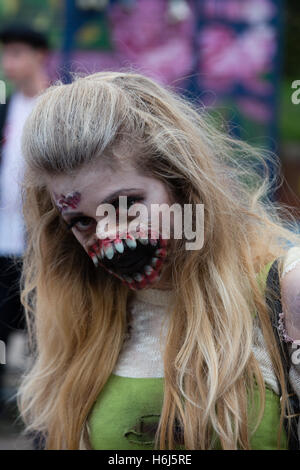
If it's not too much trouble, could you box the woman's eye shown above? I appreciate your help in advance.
[127,197,142,208]
[67,217,95,232]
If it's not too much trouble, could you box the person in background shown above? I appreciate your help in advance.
[0,24,49,410]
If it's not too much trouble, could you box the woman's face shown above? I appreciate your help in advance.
[46,157,174,290]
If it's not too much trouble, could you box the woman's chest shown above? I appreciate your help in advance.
[88,374,165,450]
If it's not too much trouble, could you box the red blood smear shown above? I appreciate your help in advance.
[160,238,167,248]
[156,248,167,258]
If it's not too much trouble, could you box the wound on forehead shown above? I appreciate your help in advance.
[55,191,81,212]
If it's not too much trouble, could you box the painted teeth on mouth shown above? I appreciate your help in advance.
[151,257,159,267]
[104,244,114,260]
[90,253,99,267]
[125,238,137,249]
[155,248,166,257]
[114,240,124,253]
[93,244,105,259]
[96,231,165,283]
[144,265,154,276]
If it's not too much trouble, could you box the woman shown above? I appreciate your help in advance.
[18,71,300,450]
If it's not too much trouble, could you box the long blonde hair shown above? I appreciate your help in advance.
[18,71,300,449]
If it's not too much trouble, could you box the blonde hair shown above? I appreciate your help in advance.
[18,71,300,449]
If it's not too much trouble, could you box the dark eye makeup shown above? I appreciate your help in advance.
[65,195,144,232]
[111,195,144,213]
[66,216,95,232]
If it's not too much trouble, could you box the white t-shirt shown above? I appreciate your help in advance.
[0,92,37,256]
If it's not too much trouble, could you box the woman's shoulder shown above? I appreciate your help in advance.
[255,246,300,293]
[281,245,300,280]
[279,245,300,345]
[251,247,300,395]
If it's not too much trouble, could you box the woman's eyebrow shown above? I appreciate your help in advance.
[61,188,143,220]
[100,187,144,204]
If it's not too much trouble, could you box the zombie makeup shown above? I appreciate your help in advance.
[54,191,81,212]
[46,162,173,290]
[88,225,168,290]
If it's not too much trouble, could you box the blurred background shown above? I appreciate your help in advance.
[0,0,299,450]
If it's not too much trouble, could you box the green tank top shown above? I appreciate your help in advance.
[88,260,288,450]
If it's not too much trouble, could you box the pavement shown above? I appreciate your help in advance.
[0,331,34,450]
[0,403,34,450]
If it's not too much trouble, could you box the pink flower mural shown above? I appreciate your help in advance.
[109,0,194,85]
[203,0,276,23]
[51,0,279,131]
[198,24,276,94]
[237,98,272,124]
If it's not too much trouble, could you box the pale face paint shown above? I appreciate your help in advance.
[46,159,174,290]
